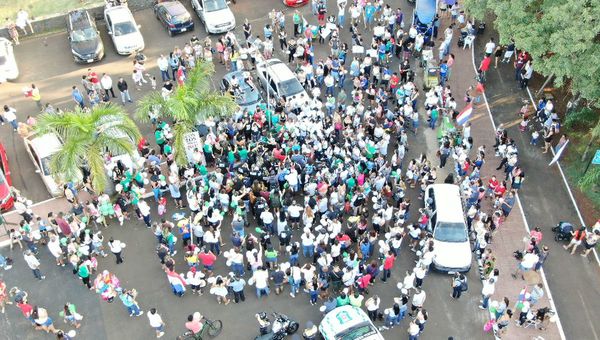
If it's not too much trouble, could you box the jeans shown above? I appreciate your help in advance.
[326,86,334,96]
[481,295,490,309]
[209,242,220,256]
[127,303,141,316]
[429,117,437,129]
[382,268,391,281]
[338,15,345,27]
[289,254,299,266]
[143,214,151,227]
[9,120,18,130]
[452,286,462,298]
[233,290,245,303]
[289,279,300,295]
[32,268,43,280]
[120,90,132,103]
[256,287,270,298]
[232,263,245,276]
[160,69,170,81]
[303,245,314,258]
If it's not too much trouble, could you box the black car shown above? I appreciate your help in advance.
[154,1,194,36]
[67,10,105,63]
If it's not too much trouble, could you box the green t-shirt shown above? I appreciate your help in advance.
[78,264,90,278]
[238,148,249,160]
[155,130,165,145]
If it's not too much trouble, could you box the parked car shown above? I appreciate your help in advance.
[154,1,194,36]
[104,5,145,55]
[282,0,308,7]
[23,133,81,197]
[0,37,18,81]
[191,0,235,34]
[425,184,472,273]
[256,58,309,109]
[319,305,385,340]
[221,71,263,113]
[0,143,14,211]
[67,10,105,63]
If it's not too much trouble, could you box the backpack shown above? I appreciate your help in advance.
[460,279,468,292]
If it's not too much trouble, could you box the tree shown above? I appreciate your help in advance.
[463,0,600,106]
[35,104,142,193]
[136,61,237,164]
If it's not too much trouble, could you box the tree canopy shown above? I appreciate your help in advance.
[34,104,142,193]
[463,0,600,106]
[136,61,237,164]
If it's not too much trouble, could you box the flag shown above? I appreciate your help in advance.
[456,104,473,126]
[549,140,569,166]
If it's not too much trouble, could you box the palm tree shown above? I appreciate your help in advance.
[34,104,142,193]
[135,61,237,164]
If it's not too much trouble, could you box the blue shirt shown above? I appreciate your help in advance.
[229,279,246,292]
[72,89,83,103]
[440,64,448,77]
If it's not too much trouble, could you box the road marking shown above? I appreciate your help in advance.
[578,292,599,340]
[470,42,567,340]
[525,86,600,266]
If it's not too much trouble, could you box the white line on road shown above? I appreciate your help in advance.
[524,87,600,266]
[470,42,567,340]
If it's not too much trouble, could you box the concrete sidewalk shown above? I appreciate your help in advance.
[446,30,562,340]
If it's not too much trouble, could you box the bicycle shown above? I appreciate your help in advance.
[177,319,223,340]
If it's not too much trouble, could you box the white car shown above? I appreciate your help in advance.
[0,37,18,81]
[104,6,145,55]
[23,133,80,197]
[319,305,384,340]
[425,184,472,273]
[256,58,309,109]
[191,0,235,34]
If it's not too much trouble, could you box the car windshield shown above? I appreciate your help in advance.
[336,323,378,340]
[204,0,228,12]
[40,157,52,176]
[434,222,468,242]
[71,27,97,42]
[113,22,137,36]
[279,79,304,97]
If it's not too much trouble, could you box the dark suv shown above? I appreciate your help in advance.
[67,10,105,63]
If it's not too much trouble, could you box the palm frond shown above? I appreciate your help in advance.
[87,145,109,193]
[187,61,215,93]
[135,91,167,122]
[195,92,238,123]
[50,137,87,183]
[172,121,195,165]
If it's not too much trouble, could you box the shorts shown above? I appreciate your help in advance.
[290,216,300,223]
[154,324,165,332]
[42,317,53,327]
[584,241,595,250]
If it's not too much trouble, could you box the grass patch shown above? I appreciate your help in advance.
[562,132,600,210]
[0,0,103,21]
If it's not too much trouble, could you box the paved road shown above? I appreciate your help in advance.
[472,34,600,339]
[0,1,489,340]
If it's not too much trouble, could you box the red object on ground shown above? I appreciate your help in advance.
[0,143,14,211]
[283,0,308,7]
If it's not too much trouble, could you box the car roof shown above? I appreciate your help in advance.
[68,10,92,30]
[320,305,371,333]
[28,133,62,159]
[159,1,188,15]
[258,59,297,82]
[105,6,134,23]
[429,184,465,223]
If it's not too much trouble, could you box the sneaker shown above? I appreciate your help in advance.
[157,332,165,338]
[137,311,144,316]
[290,293,295,298]
[40,276,46,280]
[478,305,486,310]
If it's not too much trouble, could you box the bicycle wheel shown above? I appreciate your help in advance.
[207,319,223,337]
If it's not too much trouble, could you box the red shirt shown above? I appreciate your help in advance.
[198,252,216,266]
[479,56,491,72]
[488,178,499,190]
[18,303,33,317]
[88,72,99,84]
[383,255,396,270]
[358,274,371,289]
[390,75,399,88]
[494,185,506,197]
[273,148,286,162]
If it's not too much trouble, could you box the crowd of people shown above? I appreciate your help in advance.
[1,0,596,339]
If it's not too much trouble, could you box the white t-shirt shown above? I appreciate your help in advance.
[485,41,496,54]
[147,312,163,328]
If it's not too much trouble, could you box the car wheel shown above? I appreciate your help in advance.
[204,24,209,34]
[168,28,174,37]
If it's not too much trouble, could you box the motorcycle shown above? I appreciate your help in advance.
[254,312,299,340]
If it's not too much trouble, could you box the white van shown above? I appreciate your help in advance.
[319,305,384,340]
[425,184,472,272]
[256,58,309,109]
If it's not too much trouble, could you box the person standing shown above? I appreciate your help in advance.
[520,60,533,89]
[30,84,42,110]
[229,275,246,303]
[479,277,496,309]
[78,259,93,289]
[71,86,85,109]
[16,9,34,35]
[381,250,396,282]
[147,308,165,338]
[23,250,45,280]
[157,55,170,81]
[117,78,132,104]
[101,73,116,99]
[3,105,18,131]
[118,288,143,317]
[108,238,125,264]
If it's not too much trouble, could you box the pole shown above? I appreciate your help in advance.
[0,213,8,239]
[583,154,594,175]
